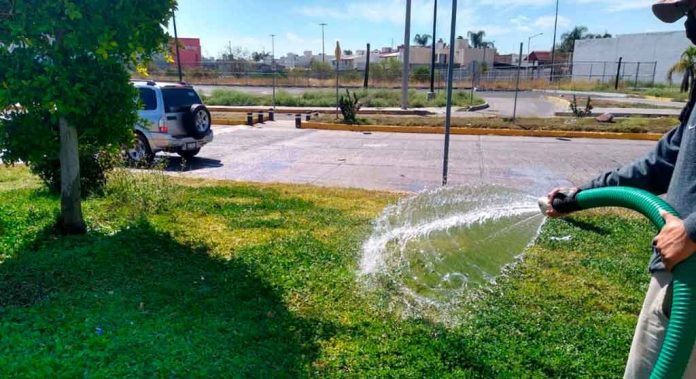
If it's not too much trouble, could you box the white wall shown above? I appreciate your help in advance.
[572,31,691,84]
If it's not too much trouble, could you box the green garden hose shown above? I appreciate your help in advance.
[546,186,696,378]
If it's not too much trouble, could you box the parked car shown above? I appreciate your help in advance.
[128,81,213,162]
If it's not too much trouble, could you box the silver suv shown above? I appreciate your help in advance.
[128,81,213,162]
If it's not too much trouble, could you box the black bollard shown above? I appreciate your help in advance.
[295,114,302,129]
[268,108,274,121]
[257,111,264,124]
[246,112,253,126]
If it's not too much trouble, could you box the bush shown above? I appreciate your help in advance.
[339,89,362,124]
[0,111,123,196]
[411,66,430,82]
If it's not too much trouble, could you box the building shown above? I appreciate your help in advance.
[572,31,690,84]
[170,37,201,68]
[400,38,496,69]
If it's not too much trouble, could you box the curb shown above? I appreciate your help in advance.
[300,122,663,141]
[208,106,435,116]
[466,102,490,112]
[554,111,679,118]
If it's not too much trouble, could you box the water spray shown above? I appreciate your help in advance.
[539,187,696,379]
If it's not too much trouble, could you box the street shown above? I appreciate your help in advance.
[169,120,655,194]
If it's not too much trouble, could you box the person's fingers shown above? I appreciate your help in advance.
[660,210,679,223]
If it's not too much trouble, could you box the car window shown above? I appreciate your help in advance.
[138,88,158,111]
[161,88,202,113]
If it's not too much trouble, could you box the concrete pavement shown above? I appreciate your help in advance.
[169,120,655,194]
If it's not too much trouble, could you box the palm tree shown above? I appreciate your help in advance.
[558,26,588,53]
[467,30,486,48]
[667,46,696,92]
[414,34,432,47]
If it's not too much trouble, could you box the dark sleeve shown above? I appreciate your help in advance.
[579,124,684,195]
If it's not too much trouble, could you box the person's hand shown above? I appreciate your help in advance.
[545,187,579,218]
[654,210,696,271]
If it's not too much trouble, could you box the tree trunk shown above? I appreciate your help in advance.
[58,117,86,234]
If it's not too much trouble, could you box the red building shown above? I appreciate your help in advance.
[170,37,201,68]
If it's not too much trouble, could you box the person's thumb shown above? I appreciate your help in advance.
[660,210,679,222]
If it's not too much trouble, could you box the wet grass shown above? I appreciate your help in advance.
[315,114,678,134]
[0,166,652,377]
[204,88,485,108]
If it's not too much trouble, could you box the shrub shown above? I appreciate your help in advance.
[570,95,593,118]
[0,111,122,196]
[411,66,430,82]
[339,89,362,124]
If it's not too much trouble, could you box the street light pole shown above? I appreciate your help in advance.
[550,0,559,81]
[429,0,437,97]
[320,23,327,62]
[172,10,183,83]
[527,32,543,61]
[270,34,276,110]
[401,0,412,110]
[442,0,457,186]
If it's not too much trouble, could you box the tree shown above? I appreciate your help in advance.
[0,0,175,234]
[414,34,432,47]
[343,49,353,56]
[251,51,270,62]
[667,46,696,92]
[557,26,612,53]
[467,31,486,48]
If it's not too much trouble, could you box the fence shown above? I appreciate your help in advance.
[142,59,658,91]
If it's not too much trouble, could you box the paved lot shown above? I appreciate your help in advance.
[169,121,655,194]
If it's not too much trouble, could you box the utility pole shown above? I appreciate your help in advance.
[442,0,457,186]
[401,0,412,110]
[320,23,327,62]
[550,0,559,82]
[429,0,438,98]
[172,10,183,83]
[513,42,524,122]
[270,34,276,110]
[364,43,371,88]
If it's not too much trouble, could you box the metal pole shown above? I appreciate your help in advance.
[651,61,657,86]
[634,62,641,89]
[442,0,457,186]
[364,43,371,88]
[470,61,476,106]
[270,34,276,110]
[615,57,623,90]
[429,0,438,95]
[513,42,523,122]
[549,0,559,82]
[602,61,607,83]
[401,0,412,109]
[172,10,183,83]
[320,23,327,62]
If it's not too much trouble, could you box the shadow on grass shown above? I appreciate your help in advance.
[565,217,611,235]
[0,220,332,377]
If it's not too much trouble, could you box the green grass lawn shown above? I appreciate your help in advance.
[0,166,653,377]
[204,88,485,108]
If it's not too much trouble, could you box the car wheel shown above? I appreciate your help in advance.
[126,133,154,165]
[178,148,200,160]
[184,104,211,139]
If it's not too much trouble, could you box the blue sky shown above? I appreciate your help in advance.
[170,0,684,58]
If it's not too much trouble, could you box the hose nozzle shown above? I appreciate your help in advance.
[538,197,550,215]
